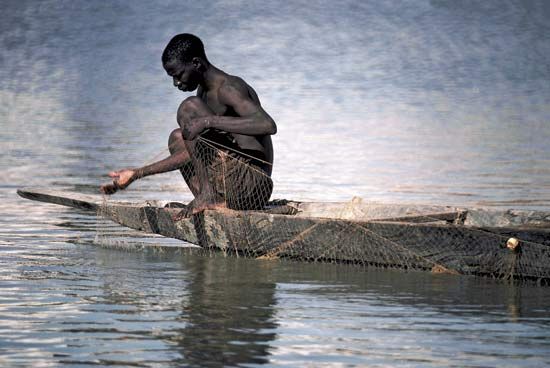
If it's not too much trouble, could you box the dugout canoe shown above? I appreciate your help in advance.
[17,187,550,284]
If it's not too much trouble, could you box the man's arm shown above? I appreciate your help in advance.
[134,150,190,178]
[181,82,276,140]
[100,150,189,194]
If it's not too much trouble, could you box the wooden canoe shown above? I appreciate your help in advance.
[17,187,550,284]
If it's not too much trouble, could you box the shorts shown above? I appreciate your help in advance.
[203,147,273,211]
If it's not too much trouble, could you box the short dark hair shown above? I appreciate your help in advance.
[162,33,208,64]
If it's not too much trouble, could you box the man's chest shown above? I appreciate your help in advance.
[199,90,229,116]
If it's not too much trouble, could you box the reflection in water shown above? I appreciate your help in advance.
[79,252,278,366]
[173,257,277,366]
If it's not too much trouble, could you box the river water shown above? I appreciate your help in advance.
[1,0,550,366]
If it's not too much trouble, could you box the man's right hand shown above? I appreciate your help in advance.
[100,169,137,195]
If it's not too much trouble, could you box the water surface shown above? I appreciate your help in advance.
[1,0,550,366]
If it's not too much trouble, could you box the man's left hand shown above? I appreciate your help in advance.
[99,168,137,194]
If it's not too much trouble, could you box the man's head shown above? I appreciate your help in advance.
[162,34,208,92]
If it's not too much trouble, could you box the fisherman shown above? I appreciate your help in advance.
[100,34,276,218]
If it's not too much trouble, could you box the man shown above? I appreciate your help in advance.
[100,34,276,218]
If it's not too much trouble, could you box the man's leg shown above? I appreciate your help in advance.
[167,128,200,197]
[176,96,226,217]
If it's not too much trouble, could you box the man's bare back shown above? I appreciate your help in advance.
[101,34,276,218]
[180,73,274,173]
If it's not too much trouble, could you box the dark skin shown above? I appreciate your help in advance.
[100,56,276,218]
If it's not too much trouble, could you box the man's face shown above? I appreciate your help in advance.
[163,59,200,92]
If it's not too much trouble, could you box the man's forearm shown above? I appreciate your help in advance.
[135,151,190,179]
[207,113,276,136]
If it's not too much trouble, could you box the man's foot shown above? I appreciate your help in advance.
[164,202,187,208]
[171,197,227,221]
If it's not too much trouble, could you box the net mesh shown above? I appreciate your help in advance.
[99,136,550,286]
[184,137,273,212]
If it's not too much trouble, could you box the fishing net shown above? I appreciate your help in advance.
[138,136,549,286]
[178,136,273,212]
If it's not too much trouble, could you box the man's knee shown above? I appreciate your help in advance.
[181,96,203,111]
[177,96,203,123]
[168,128,184,154]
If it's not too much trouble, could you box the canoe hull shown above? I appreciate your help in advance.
[17,188,550,284]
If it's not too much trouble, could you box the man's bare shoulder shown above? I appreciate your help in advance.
[218,74,260,104]
[218,74,248,93]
